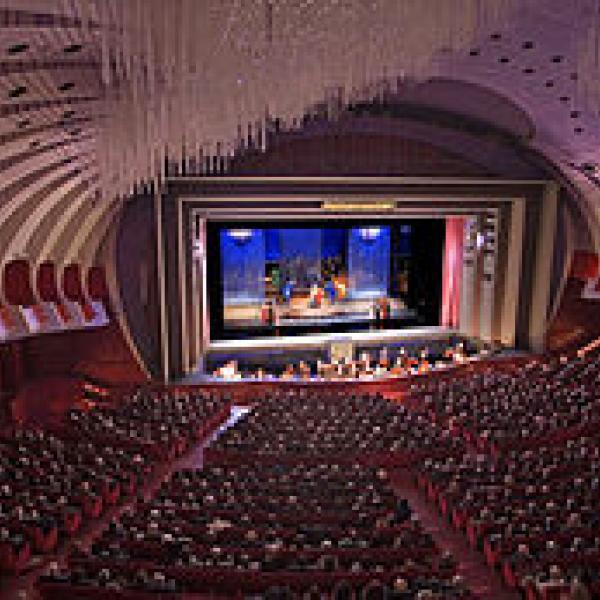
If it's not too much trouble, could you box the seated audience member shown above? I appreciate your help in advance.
[361,580,389,600]
[332,580,355,600]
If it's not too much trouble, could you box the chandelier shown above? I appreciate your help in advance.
[71,0,525,199]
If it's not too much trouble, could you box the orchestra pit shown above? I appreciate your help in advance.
[1,2,600,599]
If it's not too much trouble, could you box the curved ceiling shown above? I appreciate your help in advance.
[1,0,600,271]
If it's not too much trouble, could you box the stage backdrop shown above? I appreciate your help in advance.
[207,218,445,341]
[221,229,265,305]
[279,228,322,288]
[348,226,391,299]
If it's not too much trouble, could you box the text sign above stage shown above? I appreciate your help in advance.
[322,199,396,212]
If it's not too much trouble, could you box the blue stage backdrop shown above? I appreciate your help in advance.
[278,229,322,288]
[322,228,346,258]
[221,229,265,305]
[348,226,390,299]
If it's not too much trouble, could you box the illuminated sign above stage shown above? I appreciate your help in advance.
[322,199,396,212]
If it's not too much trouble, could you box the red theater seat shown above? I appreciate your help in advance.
[63,263,95,321]
[87,266,109,302]
[36,262,60,303]
[0,538,31,574]
[36,261,74,325]
[3,260,36,307]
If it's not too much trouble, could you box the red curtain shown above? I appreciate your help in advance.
[441,217,464,328]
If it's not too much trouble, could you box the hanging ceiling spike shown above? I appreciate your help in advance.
[81,0,562,198]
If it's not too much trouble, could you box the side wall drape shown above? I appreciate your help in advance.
[441,217,464,328]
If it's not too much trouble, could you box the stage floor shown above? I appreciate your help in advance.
[224,297,407,329]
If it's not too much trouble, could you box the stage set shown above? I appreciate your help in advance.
[217,222,428,337]
[155,177,559,383]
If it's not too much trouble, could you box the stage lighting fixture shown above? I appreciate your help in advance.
[359,227,381,241]
[228,229,253,243]
[192,239,204,259]
[476,232,485,250]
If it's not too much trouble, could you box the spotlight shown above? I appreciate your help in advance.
[359,227,381,241]
[228,229,253,243]
[476,232,485,250]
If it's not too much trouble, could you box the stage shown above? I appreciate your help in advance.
[224,297,408,329]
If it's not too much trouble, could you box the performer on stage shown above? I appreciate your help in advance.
[379,346,389,369]
[369,300,379,325]
[260,301,270,325]
[378,296,390,320]
[260,299,279,328]
[309,283,323,308]
[282,279,294,304]
[324,279,336,304]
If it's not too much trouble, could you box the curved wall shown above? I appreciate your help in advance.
[115,193,162,377]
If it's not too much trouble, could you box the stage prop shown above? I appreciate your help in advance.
[348,226,390,300]
[279,228,322,291]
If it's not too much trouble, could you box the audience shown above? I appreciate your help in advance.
[0,389,229,575]
[42,462,472,597]
[412,348,600,597]
[9,344,598,598]
[412,352,600,454]
[209,390,464,463]
[36,386,472,598]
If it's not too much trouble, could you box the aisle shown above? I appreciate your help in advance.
[181,405,252,470]
[390,469,520,600]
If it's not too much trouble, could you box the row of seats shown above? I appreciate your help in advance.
[1,261,110,341]
[40,463,474,599]
[0,389,230,575]
[410,353,600,456]
[207,390,464,467]
[37,383,474,599]
[409,350,600,599]
[57,389,229,461]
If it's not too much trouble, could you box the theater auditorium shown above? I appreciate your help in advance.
[1,1,600,599]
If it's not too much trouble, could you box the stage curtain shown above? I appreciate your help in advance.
[441,217,464,328]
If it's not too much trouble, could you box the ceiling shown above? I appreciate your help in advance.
[1,0,600,271]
